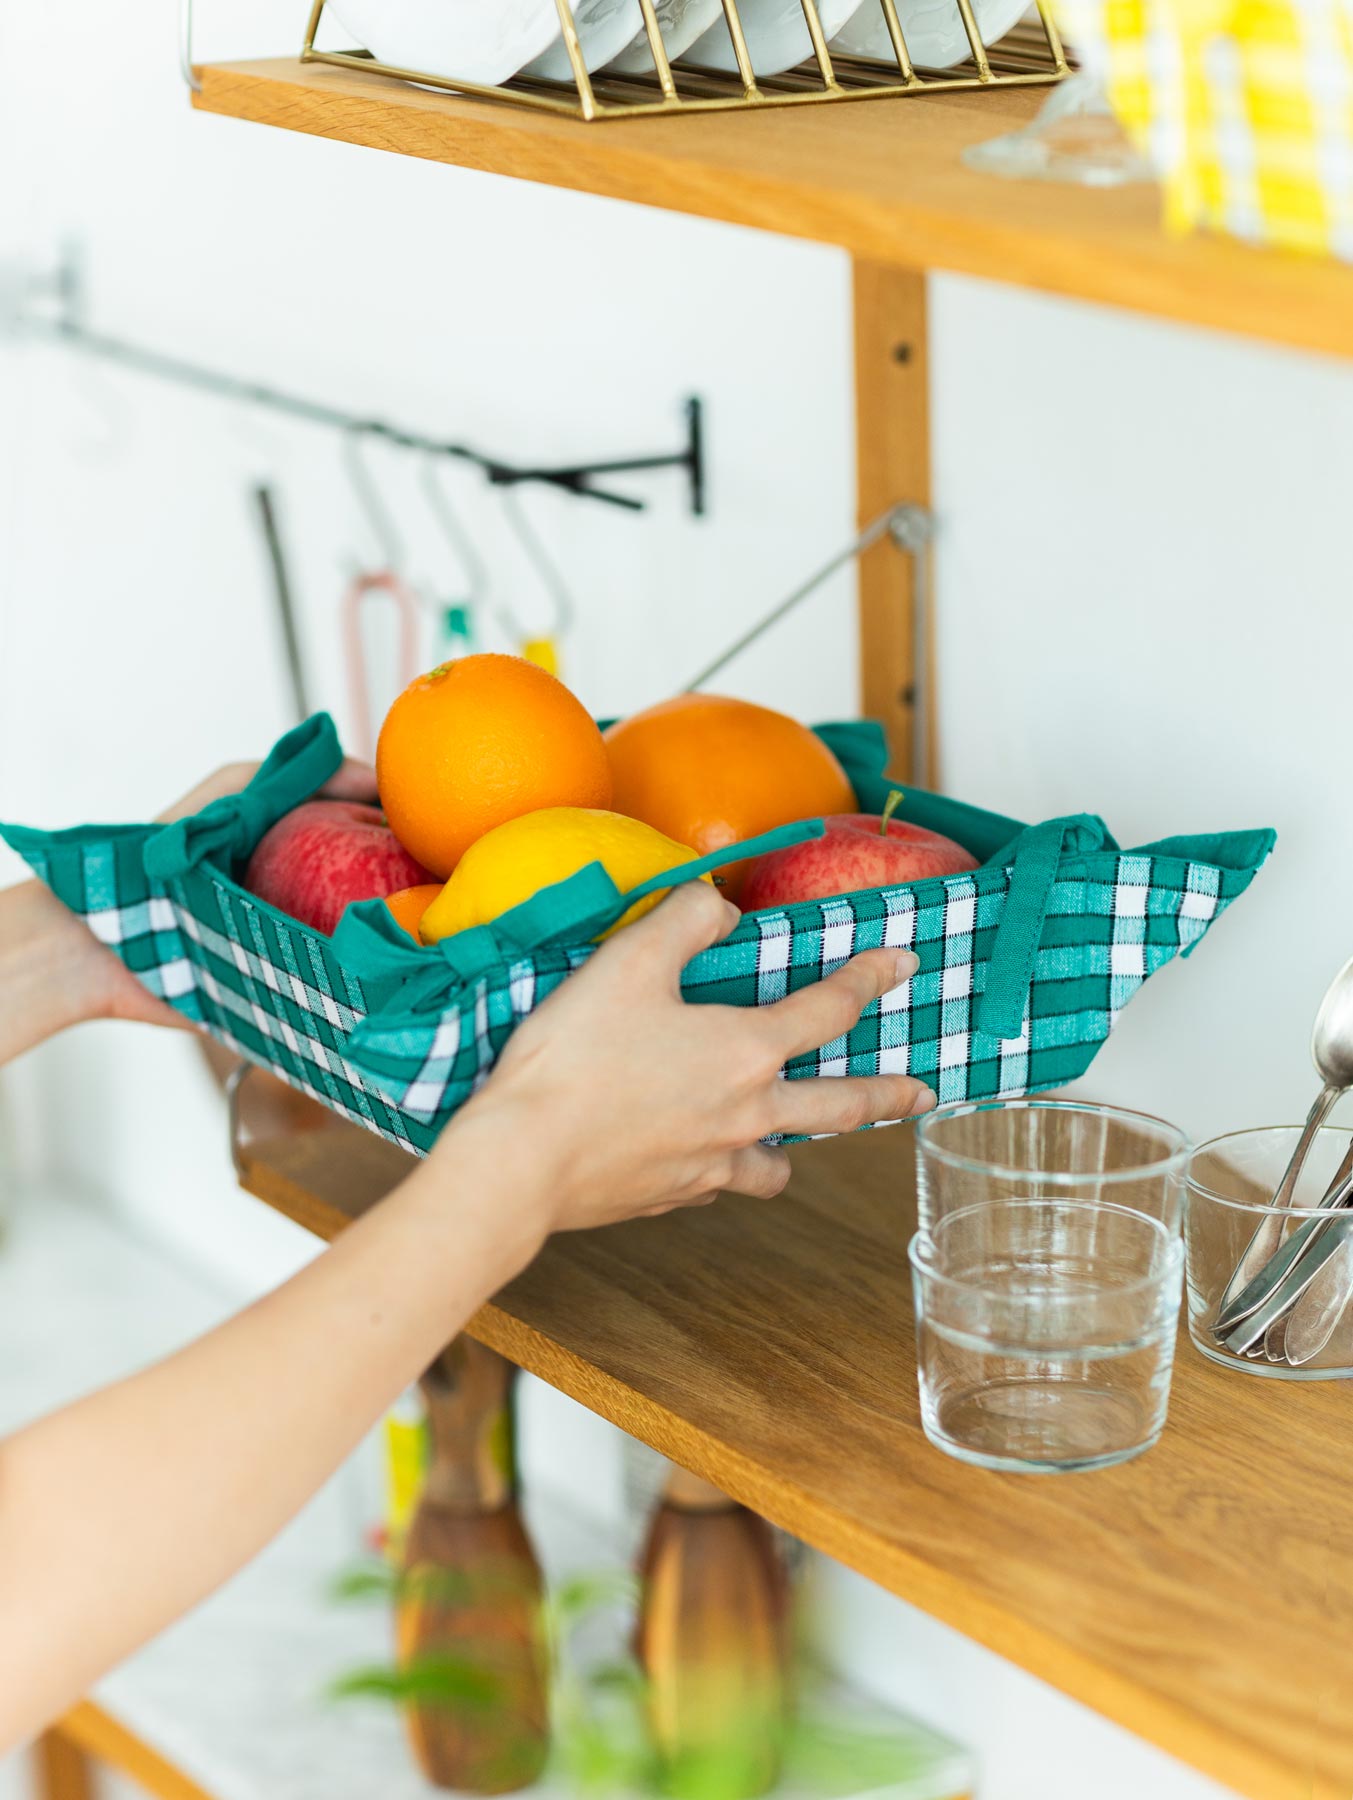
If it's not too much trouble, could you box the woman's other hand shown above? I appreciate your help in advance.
[438,882,933,1252]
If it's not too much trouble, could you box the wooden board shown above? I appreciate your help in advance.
[235,1118,1353,1800]
[853,264,929,779]
[34,1730,93,1800]
[47,1704,217,1800]
[195,59,1353,363]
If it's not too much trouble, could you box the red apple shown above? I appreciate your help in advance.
[244,801,434,937]
[740,795,978,912]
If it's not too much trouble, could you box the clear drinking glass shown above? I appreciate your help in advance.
[961,72,1156,186]
[915,1100,1191,1240]
[1187,1127,1353,1381]
[910,1198,1184,1473]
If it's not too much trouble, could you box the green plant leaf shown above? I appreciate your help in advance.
[328,1657,505,1711]
[585,1660,650,1700]
[785,1718,930,1790]
[327,1562,401,1604]
[553,1569,640,1624]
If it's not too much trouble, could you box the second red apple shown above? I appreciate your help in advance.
[740,802,978,912]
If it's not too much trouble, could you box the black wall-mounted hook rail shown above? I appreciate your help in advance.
[9,257,706,517]
[489,397,705,517]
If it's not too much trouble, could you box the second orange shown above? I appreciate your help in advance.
[604,694,856,899]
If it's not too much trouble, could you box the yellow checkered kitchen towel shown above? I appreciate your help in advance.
[1056,0,1353,259]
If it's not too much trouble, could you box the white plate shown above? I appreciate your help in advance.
[526,0,653,78]
[606,0,728,74]
[685,0,865,76]
[325,0,562,88]
[830,0,1030,71]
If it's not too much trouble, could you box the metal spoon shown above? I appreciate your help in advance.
[1216,953,1353,1328]
[1213,1158,1353,1340]
[1284,1138,1353,1365]
[1220,1181,1353,1358]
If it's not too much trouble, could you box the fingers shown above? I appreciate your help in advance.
[721,1144,792,1200]
[763,947,918,1062]
[324,759,380,803]
[769,1071,935,1139]
[601,880,741,986]
[156,762,260,825]
[635,1190,721,1218]
[158,758,376,827]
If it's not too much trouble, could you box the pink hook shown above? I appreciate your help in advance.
[342,570,422,762]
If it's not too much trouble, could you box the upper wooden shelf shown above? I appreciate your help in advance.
[236,1105,1353,1800]
[195,57,1353,362]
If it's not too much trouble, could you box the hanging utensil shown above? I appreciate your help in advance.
[342,430,423,759]
[1215,953,1353,1354]
[421,454,489,660]
[342,571,421,762]
[253,483,310,725]
[496,484,576,677]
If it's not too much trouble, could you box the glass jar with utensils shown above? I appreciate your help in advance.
[1187,1127,1353,1380]
[1188,952,1353,1378]
[911,1102,1189,1473]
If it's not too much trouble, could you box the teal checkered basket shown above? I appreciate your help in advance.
[1,713,1274,1158]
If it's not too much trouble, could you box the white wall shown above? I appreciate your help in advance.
[4,2,1352,1795]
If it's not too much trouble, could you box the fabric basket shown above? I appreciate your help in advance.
[1,714,1274,1158]
[1058,0,1353,261]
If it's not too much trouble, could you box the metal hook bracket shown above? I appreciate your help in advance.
[343,428,406,571]
[224,1061,252,1178]
[421,455,490,608]
[496,484,577,654]
[483,395,706,517]
[7,252,708,518]
[684,500,936,783]
[179,0,202,93]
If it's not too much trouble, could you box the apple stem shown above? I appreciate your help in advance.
[880,789,905,837]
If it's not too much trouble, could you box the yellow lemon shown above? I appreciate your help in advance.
[419,808,708,944]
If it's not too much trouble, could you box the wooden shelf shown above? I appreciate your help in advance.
[195,58,1353,362]
[236,1113,1353,1800]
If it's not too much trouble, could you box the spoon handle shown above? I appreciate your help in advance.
[1221,1194,1353,1356]
[1216,1081,1342,1321]
[1283,1237,1353,1366]
[1283,1137,1353,1365]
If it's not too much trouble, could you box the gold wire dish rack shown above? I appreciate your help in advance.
[302,0,1070,122]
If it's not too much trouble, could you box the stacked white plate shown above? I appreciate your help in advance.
[829,0,1029,72]
[326,0,1032,88]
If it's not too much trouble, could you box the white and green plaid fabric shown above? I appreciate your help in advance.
[1,715,1274,1159]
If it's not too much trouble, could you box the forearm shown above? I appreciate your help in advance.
[0,1118,546,1749]
[0,882,102,1065]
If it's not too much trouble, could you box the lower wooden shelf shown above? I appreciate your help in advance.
[236,1110,1353,1800]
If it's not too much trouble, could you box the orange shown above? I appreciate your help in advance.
[377,654,613,879]
[604,694,856,899]
[383,883,444,945]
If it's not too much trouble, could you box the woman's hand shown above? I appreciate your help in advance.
[154,757,377,827]
[84,756,380,1029]
[439,881,933,1253]
[0,802,929,1752]
[0,758,379,1061]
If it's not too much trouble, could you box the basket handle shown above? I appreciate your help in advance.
[976,813,1109,1042]
[145,714,344,882]
[337,819,826,1017]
